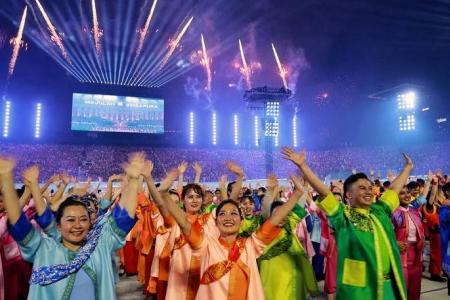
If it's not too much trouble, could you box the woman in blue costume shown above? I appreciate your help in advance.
[0,152,148,300]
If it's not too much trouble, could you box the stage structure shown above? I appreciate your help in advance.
[244,86,292,176]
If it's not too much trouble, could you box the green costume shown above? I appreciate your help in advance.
[239,214,264,238]
[318,190,407,300]
[258,205,319,300]
[201,203,217,214]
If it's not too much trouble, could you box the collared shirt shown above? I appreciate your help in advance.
[399,206,417,242]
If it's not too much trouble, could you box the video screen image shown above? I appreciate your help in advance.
[71,93,164,134]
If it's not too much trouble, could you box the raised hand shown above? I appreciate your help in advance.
[192,162,202,174]
[123,152,146,179]
[266,173,279,192]
[402,153,413,167]
[219,175,228,188]
[281,147,306,167]
[22,165,40,184]
[0,157,15,176]
[159,169,178,193]
[141,160,154,178]
[290,174,304,193]
[225,161,244,177]
[177,161,188,174]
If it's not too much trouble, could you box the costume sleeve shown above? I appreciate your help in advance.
[250,220,282,257]
[99,198,113,211]
[292,203,307,220]
[317,193,345,232]
[8,213,43,262]
[379,189,400,214]
[100,204,137,251]
[411,195,426,209]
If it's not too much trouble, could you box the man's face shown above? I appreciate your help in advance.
[346,178,374,209]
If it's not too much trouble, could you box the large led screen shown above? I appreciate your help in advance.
[71,93,164,133]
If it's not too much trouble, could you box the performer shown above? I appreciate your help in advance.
[258,174,318,300]
[0,153,142,299]
[439,182,450,296]
[281,147,412,300]
[162,171,305,300]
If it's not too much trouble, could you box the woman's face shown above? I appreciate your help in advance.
[216,203,242,235]
[57,205,91,247]
[183,189,202,214]
[240,198,255,217]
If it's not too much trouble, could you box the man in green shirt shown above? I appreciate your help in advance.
[282,147,413,300]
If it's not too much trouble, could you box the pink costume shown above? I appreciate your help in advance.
[309,201,337,294]
[391,206,424,300]
[187,221,281,300]
[164,213,219,300]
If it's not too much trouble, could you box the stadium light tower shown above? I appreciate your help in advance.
[293,114,298,147]
[212,112,217,145]
[35,103,42,138]
[244,86,292,175]
[189,112,194,144]
[233,114,239,145]
[397,91,417,132]
[254,115,259,147]
[3,101,11,138]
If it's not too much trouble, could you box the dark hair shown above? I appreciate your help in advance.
[182,183,204,200]
[168,189,180,200]
[215,199,243,220]
[383,181,391,188]
[239,195,254,204]
[443,182,450,197]
[270,200,285,214]
[227,181,236,195]
[205,190,214,196]
[55,197,90,224]
[406,181,419,191]
[343,173,369,200]
[416,178,425,187]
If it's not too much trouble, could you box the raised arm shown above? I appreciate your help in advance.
[219,175,228,202]
[18,186,32,209]
[142,160,172,220]
[389,153,413,194]
[177,161,188,196]
[22,165,47,216]
[0,158,22,224]
[193,162,202,184]
[119,152,146,218]
[269,175,305,226]
[421,171,433,198]
[160,169,192,236]
[261,174,280,218]
[282,147,330,197]
[226,161,244,202]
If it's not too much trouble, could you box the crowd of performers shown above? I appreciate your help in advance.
[0,148,449,300]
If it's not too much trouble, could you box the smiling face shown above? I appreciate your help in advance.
[183,188,203,214]
[399,187,412,207]
[240,198,255,217]
[216,202,242,235]
[57,205,91,249]
[346,178,374,209]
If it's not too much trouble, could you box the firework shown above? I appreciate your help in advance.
[136,0,158,57]
[91,0,103,55]
[35,0,70,62]
[238,39,251,89]
[200,34,212,91]
[271,43,288,89]
[159,16,194,70]
[8,6,27,77]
